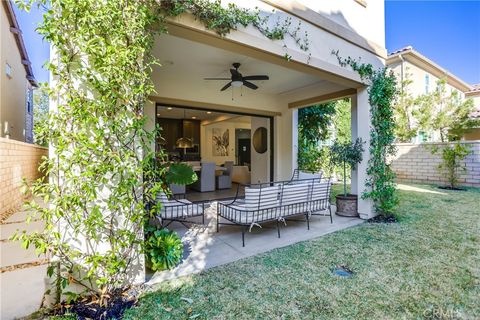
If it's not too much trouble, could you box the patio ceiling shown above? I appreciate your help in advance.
[151,34,349,104]
[156,105,251,122]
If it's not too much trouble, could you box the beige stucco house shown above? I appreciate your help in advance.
[48,0,386,279]
[387,46,479,142]
[1,0,37,143]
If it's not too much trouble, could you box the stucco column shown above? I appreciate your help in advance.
[352,88,374,219]
[291,108,299,176]
[350,96,358,195]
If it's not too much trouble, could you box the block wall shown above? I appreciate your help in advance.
[391,141,480,187]
[0,137,48,220]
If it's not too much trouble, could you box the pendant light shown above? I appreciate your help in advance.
[176,109,193,154]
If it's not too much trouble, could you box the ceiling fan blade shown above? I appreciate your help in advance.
[242,75,269,81]
[243,81,258,90]
[204,78,231,80]
[221,82,232,91]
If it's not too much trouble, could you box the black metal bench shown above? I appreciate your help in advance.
[155,192,206,228]
[217,177,332,246]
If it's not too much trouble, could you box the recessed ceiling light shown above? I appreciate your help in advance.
[192,116,197,119]
[167,107,172,110]
[207,111,212,114]
[156,113,160,117]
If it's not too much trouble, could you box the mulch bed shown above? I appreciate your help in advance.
[56,287,141,320]
[367,214,398,224]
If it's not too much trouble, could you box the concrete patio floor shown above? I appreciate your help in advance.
[146,202,363,285]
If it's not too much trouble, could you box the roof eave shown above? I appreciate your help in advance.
[3,0,38,88]
[386,48,473,93]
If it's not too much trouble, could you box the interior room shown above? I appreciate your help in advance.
[156,105,272,200]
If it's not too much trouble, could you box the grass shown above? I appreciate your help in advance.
[51,184,480,319]
[122,184,480,319]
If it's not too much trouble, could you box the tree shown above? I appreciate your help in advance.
[393,68,417,142]
[32,87,49,147]
[297,102,336,171]
[329,138,364,196]
[415,79,479,142]
[332,99,351,144]
[432,143,471,189]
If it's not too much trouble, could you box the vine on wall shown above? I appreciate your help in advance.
[160,0,310,61]
[333,51,399,216]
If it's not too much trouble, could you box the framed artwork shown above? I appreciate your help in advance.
[212,128,229,156]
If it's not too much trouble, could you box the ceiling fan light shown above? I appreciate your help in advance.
[231,80,243,87]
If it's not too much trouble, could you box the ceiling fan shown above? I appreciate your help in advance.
[204,63,269,91]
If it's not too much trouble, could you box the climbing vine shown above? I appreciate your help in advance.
[15,0,312,307]
[333,51,399,216]
[159,0,310,60]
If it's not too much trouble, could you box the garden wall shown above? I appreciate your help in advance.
[391,141,480,187]
[0,137,48,220]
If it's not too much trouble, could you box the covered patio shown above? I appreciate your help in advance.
[145,19,381,219]
[146,201,363,284]
[140,7,386,281]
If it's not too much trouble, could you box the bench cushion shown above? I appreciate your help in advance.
[298,171,322,180]
[281,183,311,206]
[244,185,280,210]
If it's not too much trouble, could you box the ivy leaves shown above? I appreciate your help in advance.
[160,0,310,58]
[333,52,399,216]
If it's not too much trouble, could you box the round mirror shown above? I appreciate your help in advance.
[253,127,268,154]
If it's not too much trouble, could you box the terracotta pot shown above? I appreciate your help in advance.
[335,194,358,217]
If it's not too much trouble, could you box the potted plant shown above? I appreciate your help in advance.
[329,138,364,217]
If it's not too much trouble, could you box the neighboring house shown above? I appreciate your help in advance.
[1,0,38,143]
[387,46,478,142]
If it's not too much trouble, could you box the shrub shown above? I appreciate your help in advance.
[145,229,184,271]
[432,143,471,189]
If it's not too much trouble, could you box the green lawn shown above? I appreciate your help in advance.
[123,184,480,319]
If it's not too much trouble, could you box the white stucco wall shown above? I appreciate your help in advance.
[200,118,251,165]
[294,0,385,47]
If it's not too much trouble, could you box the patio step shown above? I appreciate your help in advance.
[0,212,46,269]
[0,264,49,320]
[0,210,49,320]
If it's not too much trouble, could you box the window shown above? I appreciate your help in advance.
[424,74,430,94]
[5,63,12,78]
[27,101,32,113]
[418,131,428,143]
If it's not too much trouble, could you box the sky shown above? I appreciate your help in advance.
[13,3,49,84]
[385,0,480,85]
[13,1,480,86]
